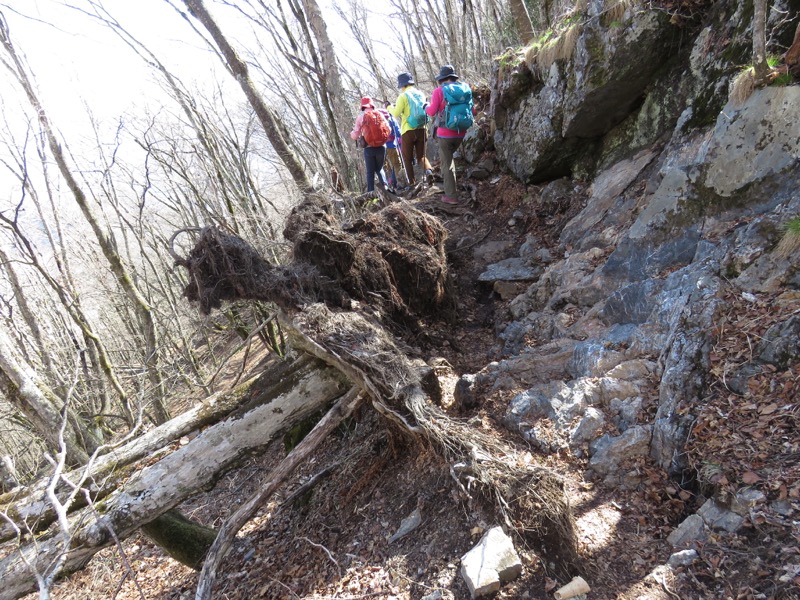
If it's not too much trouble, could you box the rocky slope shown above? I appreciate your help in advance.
[31,1,800,599]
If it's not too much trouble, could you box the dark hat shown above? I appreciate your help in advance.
[397,72,415,88]
[435,64,459,81]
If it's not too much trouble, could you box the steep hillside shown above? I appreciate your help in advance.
[31,1,800,599]
[41,177,797,599]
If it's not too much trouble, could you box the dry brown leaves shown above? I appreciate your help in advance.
[686,288,799,495]
[681,286,800,598]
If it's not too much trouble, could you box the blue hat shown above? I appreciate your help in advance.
[435,65,459,81]
[397,72,415,88]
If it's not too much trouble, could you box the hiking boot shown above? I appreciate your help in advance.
[440,195,460,205]
[425,170,434,186]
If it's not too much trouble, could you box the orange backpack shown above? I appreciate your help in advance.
[361,110,391,147]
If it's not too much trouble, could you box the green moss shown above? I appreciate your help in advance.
[770,72,794,87]
[141,509,217,570]
[283,409,325,452]
[495,47,525,69]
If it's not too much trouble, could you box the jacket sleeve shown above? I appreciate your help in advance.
[425,87,443,117]
[388,93,407,118]
[350,113,363,140]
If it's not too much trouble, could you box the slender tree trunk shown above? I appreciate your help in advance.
[0,247,52,375]
[298,0,359,187]
[182,0,313,192]
[0,211,135,425]
[0,330,94,466]
[785,21,800,74]
[510,0,534,44]
[752,0,770,82]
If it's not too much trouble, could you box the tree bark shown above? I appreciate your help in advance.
[510,0,534,44]
[182,0,313,193]
[0,359,349,600]
[752,0,770,83]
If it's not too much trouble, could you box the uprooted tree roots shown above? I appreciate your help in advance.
[174,194,579,576]
[176,193,455,328]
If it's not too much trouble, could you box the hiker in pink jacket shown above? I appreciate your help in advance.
[425,65,477,205]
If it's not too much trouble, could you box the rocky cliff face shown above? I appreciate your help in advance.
[462,0,800,490]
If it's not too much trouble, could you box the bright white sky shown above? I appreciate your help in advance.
[0,0,392,129]
[2,1,207,125]
[0,0,398,208]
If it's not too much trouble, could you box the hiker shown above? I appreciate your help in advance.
[379,103,406,192]
[425,65,476,205]
[388,72,434,187]
[350,96,390,193]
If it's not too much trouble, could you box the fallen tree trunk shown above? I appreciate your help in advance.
[0,359,349,600]
[0,353,314,545]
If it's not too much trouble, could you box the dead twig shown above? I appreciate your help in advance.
[280,462,339,507]
[296,536,341,574]
[195,387,364,600]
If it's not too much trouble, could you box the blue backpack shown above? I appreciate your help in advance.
[442,82,474,132]
[405,89,428,129]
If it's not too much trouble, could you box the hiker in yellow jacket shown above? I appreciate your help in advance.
[388,72,434,187]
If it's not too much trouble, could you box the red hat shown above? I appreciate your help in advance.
[359,96,375,109]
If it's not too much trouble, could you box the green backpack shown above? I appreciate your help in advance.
[405,89,428,129]
[442,82,474,132]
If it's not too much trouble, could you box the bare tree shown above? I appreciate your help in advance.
[0,328,97,466]
[0,12,170,424]
[752,0,770,82]
[293,0,361,186]
[179,0,313,192]
[510,0,535,43]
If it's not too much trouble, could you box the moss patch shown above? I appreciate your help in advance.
[141,508,217,570]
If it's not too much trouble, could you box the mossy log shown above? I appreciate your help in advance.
[0,354,317,545]
[0,360,349,600]
[141,509,218,570]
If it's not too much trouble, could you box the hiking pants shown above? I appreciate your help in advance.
[438,136,463,197]
[384,148,406,186]
[364,146,387,192]
[400,128,432,185]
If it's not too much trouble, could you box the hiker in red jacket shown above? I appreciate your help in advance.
[425,65,476,205]
[350,96,389,193]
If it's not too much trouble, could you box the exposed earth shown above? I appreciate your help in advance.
[39,168,799,600]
